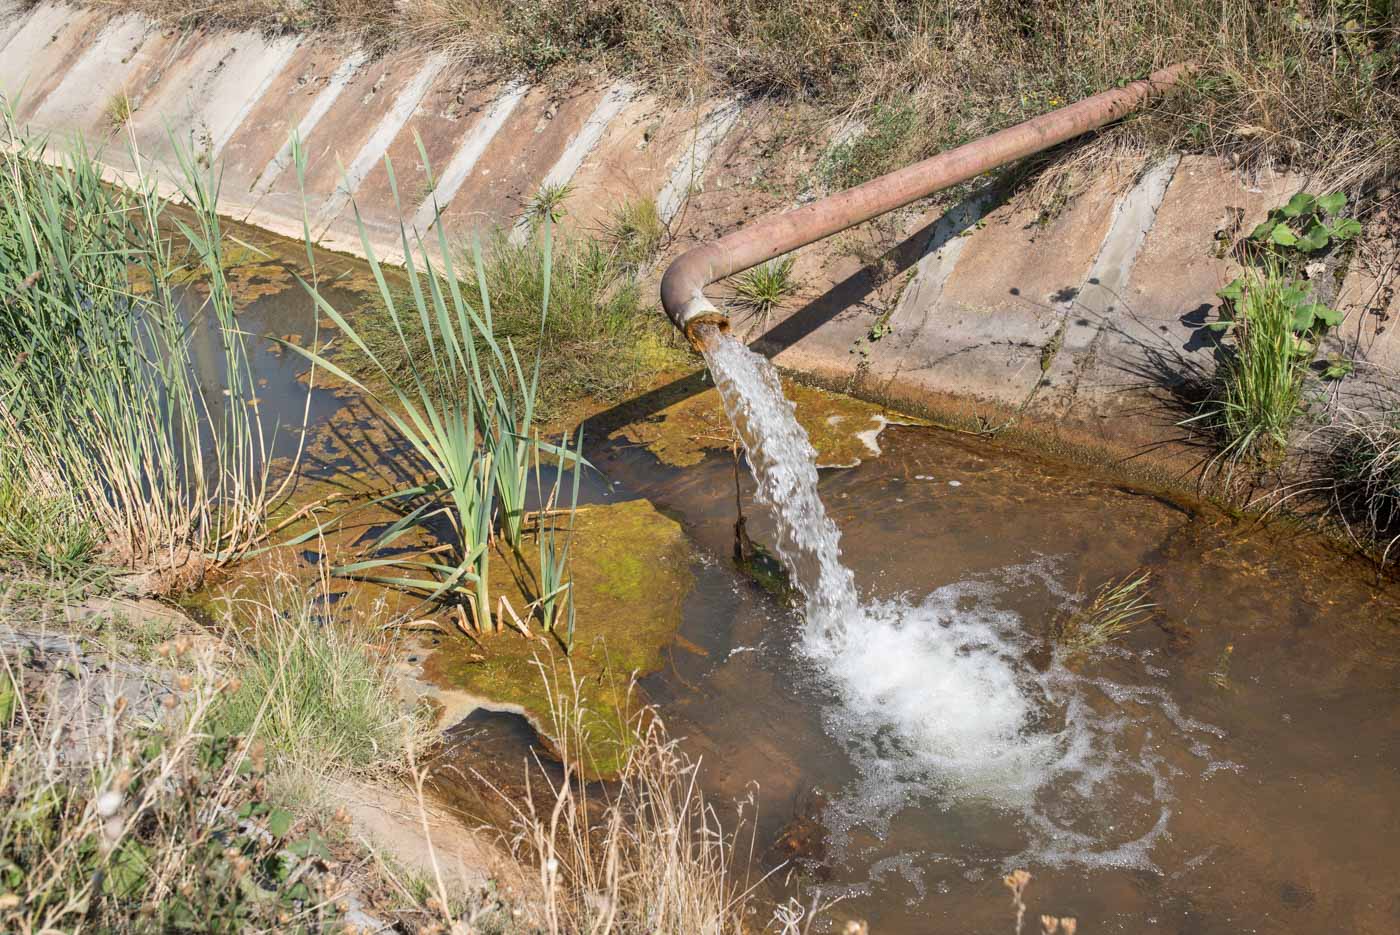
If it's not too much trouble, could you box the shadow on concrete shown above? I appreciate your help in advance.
[750,182,1007,356]
[584,182,1011,440]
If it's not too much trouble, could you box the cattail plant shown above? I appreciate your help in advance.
[282,149,583,634]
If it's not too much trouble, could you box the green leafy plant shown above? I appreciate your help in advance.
[1195,192,1362,470]
[1214,191,1358,343]
[1211,274,1341,350]
[1245,191,1361,257]
[1191,265,1313,466]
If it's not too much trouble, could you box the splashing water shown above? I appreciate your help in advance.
[698,325,1227,867]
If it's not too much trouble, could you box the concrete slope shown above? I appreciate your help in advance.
[727,153,1399,454]
[0,0,1394,457]
[0,1,740,264]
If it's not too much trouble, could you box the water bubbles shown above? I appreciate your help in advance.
[700,331,1222,875]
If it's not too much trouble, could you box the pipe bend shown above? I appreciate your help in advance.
[660,63,1192,343]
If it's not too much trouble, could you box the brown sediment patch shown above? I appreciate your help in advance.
[609,373,923,469]
[416,498,694,778]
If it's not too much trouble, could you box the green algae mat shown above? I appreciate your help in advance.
[420,497,694,778]
[611,378,916,469]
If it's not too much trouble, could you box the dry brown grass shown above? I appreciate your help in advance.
[88,0,1400,195]
[1324,406,1400,562]
[469,662,790,934]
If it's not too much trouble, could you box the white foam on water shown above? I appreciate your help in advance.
[809,583,1062,805]
[699,328,1225,872]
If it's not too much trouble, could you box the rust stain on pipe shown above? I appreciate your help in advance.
[662,64,1192,350]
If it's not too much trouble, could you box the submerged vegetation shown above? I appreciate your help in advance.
[1053,571,1155,656]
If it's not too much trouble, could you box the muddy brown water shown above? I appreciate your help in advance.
[595,425,1400,934]
[213,239,1399,934]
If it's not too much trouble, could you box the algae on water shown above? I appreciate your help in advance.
[419,498,694,778]
[612,378,913,469]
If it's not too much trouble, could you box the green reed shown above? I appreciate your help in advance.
[0,112,277,585]
[283,149,584,635]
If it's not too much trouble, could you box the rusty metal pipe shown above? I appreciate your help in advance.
[662,64,1191,348]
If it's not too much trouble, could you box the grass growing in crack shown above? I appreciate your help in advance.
[1053,570,1155,656]
[1325,410,1400,562]
[1186,265,1314,474]
[104,91,133,127]
[605,196,665,272]
[526,180,575,225]
[731,256,798,326]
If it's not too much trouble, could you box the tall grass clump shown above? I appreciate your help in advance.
[0,115,281,590]
[605,196,665,272]
[285,159,588,635]
[731,255,798,326]
[0,442,101,580]
[465,229,678,406]
[1325,410,1400,562]
[354,226,677,417]
[1188,265,1313,472]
